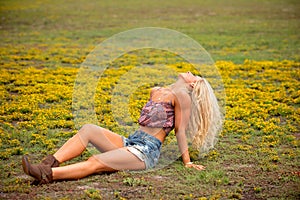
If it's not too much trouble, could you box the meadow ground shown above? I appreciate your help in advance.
[0,0,299,199]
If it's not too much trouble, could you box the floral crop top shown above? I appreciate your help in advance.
[138,100,175,135]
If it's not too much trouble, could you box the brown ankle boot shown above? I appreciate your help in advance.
[41,155,60,167]
[22,156,53,184]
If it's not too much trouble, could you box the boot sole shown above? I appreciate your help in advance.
[22,156,30,175]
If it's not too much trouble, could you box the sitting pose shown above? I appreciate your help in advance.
[22,72,222,184]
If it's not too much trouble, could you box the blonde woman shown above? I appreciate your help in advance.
[22,72,222,184]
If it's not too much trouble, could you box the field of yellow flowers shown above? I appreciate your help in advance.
[1,54,299,199]
[1,0,300,199]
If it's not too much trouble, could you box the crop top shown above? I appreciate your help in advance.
[138,100,175,135]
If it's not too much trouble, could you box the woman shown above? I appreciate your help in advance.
[22,72,222,184]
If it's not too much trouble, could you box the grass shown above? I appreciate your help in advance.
[0,0,300,199]
[1,0,299,62]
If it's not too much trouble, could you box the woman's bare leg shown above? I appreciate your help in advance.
[53,124,124,163]
[52,148,145,180]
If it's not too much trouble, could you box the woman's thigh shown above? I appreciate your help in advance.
[79,124,124,152]
[92,147,146,171]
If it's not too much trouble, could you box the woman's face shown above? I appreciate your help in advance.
[179,72,201,84]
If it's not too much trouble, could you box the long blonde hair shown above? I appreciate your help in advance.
[187,78,222,154]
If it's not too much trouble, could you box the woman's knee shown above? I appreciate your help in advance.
[87,156,114,173]
[76,124,95,144]
[80,124,99,132]
[78,124,101,138]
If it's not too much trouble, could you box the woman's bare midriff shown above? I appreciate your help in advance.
[139,126,167,143]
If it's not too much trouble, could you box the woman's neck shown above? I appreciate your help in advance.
[168,79,191,93]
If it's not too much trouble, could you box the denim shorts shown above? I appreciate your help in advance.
[123,130,162,169]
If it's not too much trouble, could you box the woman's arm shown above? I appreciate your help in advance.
[174,91,205,171]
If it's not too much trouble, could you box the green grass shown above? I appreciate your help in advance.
[1,0,299,63]
[0,0,299,199]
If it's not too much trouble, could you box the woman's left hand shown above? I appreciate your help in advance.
[184,162,205,171]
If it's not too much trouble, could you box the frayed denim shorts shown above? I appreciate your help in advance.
[123,130,162,169]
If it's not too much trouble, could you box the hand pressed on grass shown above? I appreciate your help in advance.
[185,162,205,171]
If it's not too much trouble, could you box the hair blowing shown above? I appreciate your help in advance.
[187,78,222,154]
